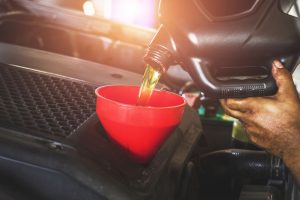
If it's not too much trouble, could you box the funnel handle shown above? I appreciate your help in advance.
[190,58,278,99]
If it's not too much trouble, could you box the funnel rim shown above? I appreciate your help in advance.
[95,84,186,110]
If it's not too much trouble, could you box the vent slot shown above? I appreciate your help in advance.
[195,0,260,20]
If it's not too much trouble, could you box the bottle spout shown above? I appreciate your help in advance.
[144,25,175,73]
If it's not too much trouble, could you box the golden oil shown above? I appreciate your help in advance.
[137,64,162,106]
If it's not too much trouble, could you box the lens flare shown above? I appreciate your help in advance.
[83,1,96,16]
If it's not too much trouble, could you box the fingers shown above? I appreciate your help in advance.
[272,60,298,100]
[220,97,260,116]
[225,98,258,113]
[220,99,245,120]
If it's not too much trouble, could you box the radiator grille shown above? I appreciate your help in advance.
[0,63,96,138]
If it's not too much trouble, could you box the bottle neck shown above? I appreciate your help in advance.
[144,44,173,73]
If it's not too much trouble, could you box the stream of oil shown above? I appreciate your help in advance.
[137,64,162,106]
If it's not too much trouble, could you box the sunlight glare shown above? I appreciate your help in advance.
[83,1,96,16]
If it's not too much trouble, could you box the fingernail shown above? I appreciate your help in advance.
[273,60,284,69]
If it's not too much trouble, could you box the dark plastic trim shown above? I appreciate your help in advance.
[193,0,264,22]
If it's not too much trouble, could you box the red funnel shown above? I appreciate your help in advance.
[95,85,186,164]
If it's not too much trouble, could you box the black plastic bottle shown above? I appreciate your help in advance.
[144,0,300,98]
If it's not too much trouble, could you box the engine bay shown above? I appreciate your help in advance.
[0,1,298,199]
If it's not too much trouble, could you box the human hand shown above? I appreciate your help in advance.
[220,60,300,165]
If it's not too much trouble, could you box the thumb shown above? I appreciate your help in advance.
[272,60,298,100]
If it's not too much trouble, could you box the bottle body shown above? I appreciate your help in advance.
[144,0,300,98]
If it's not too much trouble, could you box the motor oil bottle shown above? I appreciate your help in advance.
[144,0,300,98]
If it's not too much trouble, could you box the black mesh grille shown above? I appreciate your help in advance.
[0,63,96,138]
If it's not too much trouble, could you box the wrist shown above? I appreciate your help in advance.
[282,150,300,169]
[282,150,300,186]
